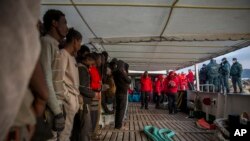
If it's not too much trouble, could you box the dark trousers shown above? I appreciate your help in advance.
[115,94,127,129]
[220,75,230,93]
[188,81,194,90]
[71,104,92,141]
[167,94,177,114]
[101,93,114,113]
[90,99,99,132]
[153,92,157,103]
[200,79,207,91]
[232,76,243,92]
[81,104,92,141]
[155,94,162,108]
[208,76,219,92]
[141,91,149,108]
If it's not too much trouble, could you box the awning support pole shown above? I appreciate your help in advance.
[195,64,200,91]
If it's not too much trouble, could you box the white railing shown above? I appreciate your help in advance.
[199,84,215,92]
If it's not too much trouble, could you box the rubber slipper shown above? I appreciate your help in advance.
[143,126,163,141]
[158,128,175,141]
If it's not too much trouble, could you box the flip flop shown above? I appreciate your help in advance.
[158,128,175,141]
[143,126,163,141]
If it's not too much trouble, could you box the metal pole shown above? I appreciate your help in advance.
[195,64,200,91]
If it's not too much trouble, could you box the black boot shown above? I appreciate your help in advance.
[239,88,243,93]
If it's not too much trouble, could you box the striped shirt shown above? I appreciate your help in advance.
[40,34,62,115]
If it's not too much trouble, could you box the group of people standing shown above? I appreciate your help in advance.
[139,57,243,115]
[199,58,243,93]
[3,8,131,141]
[140,70,194,114]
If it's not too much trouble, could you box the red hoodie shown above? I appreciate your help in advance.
[186,71,194,83]
[162,77,168,94]
[89,66,101,91]
[179,73,188,91]
[141,75,152,92]
[165,71,179,94]
[154,75,163,95]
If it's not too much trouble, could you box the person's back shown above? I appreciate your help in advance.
[206,59,220,92]
[112,60,131,129]
[207,60,219,77]
[113,61,131,94]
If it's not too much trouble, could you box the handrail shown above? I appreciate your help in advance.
[199,84,215,92]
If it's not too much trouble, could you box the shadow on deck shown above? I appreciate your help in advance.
[97,103,216,141]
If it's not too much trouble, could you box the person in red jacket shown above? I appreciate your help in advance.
[88,56,102,136]
[166,71,179,114]
[179,72,188,91]
[186,69,195,90]
[140,71,152,109]
[89,65,102,92]
[155,74,164,109]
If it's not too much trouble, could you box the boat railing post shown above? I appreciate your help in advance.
[195,64,200,91]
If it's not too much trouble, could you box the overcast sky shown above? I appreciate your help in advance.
[177,46,250,73]
[129,46,250,74]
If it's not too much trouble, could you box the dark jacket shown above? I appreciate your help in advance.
[113,60,131,94]
[199,67,207,81]
[219,61,230,76]
[230,62,243,77]
[206,60,220,77]
[78,64,95,104]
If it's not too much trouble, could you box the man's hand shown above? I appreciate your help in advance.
[53,113,65,132]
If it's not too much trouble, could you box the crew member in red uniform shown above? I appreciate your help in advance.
[179,72,188,91]
[140,71,152,109]
[165,71,179,114]
[186,69,195,90]
[155,74,164,109]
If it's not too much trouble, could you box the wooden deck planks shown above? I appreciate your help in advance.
[98,103,215,141]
